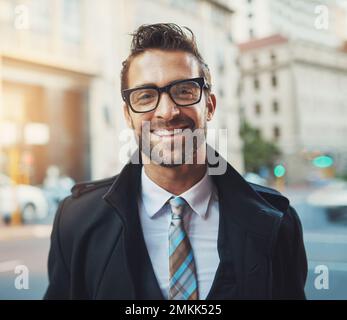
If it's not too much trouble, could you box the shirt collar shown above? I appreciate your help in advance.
[140,167,214,219]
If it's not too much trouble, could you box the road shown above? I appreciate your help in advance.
[0,186,346,299]
[0,235,50,299]
[283,186,347,299]
[0,209,54,300]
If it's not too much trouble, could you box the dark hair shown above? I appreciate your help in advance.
[120,23,211,93]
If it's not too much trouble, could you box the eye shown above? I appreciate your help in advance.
[138,93,155,100]
[180,86,192,92]
[131,89,157,105]
[180,88,193,94]
[176,86,194,96]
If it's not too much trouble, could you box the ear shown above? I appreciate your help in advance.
[206,93,216,121]
[123,104,133,128]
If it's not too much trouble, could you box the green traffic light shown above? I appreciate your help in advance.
[312,156,333,168]
[274,164,286,178]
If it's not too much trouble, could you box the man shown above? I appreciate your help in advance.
[44,23,307,300]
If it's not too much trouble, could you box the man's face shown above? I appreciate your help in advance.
[124,49,216,166]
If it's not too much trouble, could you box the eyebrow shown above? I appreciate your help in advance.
[131,77,192,90]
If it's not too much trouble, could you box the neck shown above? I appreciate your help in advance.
[143,161,207,196]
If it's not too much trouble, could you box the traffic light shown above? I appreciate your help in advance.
[274,164,286,178]
[312,155,333,168]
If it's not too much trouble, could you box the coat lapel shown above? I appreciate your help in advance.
[101,147,287,300]
[207,152,286,299]
[102,160,164,299]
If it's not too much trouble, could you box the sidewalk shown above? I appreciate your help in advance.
[0,225,52,241]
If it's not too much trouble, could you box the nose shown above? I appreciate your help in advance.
[153,92,180,120]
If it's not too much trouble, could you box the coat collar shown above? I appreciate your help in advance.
[102,146,288,299]
[103,146,287,237]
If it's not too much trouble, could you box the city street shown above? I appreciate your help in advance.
[0,233,50,299]
[284,187,347,299]
[1,0,347,303]
[0,186,347,299]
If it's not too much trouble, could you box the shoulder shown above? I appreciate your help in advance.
[250,184,304,247]
[249,183,304,251]
[56,175,120,236]
[248,182,285,201]
[70,175,118,198]
[248,182,290,213]
[50,175,123,272]
[62,175,118,217]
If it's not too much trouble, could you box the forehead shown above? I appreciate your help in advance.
[127,49,201,88]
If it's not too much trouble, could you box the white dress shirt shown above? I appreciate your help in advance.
[138,167,220,299]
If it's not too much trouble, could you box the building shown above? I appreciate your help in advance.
[0,0,99,184]
[232,0,347,47]
[238,34,347,182]
[0,0,244,185]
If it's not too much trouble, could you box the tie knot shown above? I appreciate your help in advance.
[169,196,187,218]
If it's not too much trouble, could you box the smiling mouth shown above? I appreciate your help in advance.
[151,126,192,137]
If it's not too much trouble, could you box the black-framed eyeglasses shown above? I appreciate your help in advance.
[122,77,210,113]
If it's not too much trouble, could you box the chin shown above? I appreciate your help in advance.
[140,137,200,166]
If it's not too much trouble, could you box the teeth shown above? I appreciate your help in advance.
[152,129,183,136]
[153,130,174,136]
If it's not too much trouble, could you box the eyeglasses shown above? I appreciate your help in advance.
[122,77,210,113]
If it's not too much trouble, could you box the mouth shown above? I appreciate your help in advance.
[151,126,192,138]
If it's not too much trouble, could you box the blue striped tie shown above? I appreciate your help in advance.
[168,196,199,300]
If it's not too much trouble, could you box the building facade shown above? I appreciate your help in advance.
[0,0,244,185]
[232,0,347,47]
[238,35,347,182]
[0,0,97,184]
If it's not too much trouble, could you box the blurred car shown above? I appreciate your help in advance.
[307,179,347,221]
[243,172,268,186]
[42,166,75,215]
[0,174,49,223]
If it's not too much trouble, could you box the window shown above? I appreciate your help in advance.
[253,56,258,68]
[62,0,82,43]
[219,88,224,98]
[169,0,198,14]
[254,76,260,90]
[0,0,14,26]
[273,100,279,113]
[273,126,280,139]
[30,0,52,34]
[235,57,240,67]
[249,28,254,38]
[211,5,227,28]
[270,52,277,64]
[255,103,261,115]
[217,52,225,74]
[271,73,278,88]
[237,82,243,96]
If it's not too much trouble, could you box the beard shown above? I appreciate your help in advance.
[133,116,207,167]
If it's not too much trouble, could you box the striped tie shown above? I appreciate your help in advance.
[168,196,199,300]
